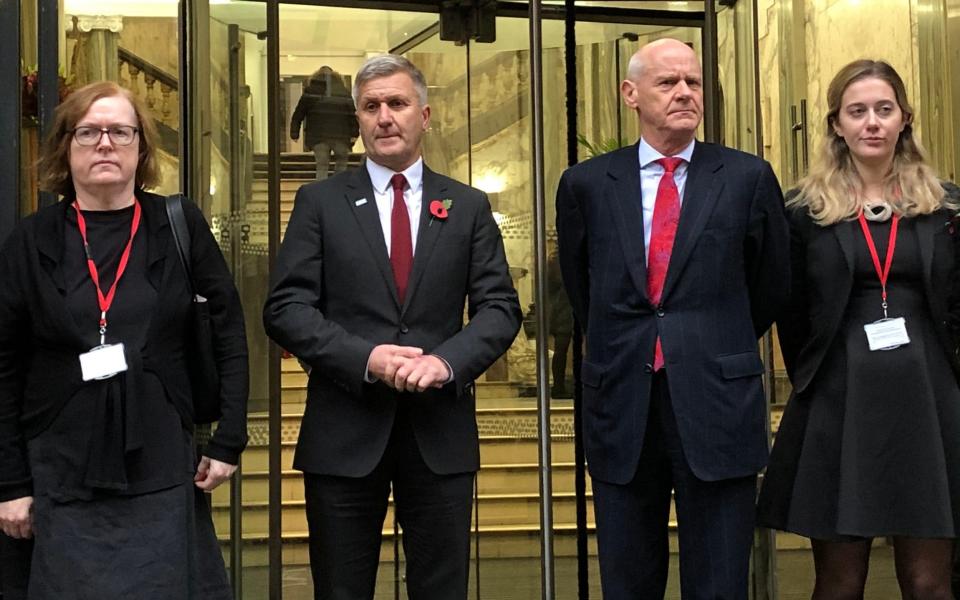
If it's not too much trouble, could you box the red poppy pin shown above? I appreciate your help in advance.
[429,199,453,226]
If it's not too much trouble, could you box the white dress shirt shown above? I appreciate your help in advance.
[366,157,423,255]
[637,137,696,264]
[362,156,453,384]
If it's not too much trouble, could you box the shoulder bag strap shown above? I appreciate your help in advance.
[164,193,197,296]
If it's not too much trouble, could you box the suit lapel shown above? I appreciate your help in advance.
[35,198,91,347]
[832,217,856,275]
[660,142,723,302]
[402,166,447,316]
[36,199,70,295]
[606,145,649,302]
[346,165,401,309]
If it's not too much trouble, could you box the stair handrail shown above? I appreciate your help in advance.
[118,47,178,91]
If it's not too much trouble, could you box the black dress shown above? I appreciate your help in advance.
[758,217,960,540]
[24,206,232,599]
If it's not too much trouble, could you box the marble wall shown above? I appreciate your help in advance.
[949,0,960,181]
[802,0,919,168]
[755,0,958,186]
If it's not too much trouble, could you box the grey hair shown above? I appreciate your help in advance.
[352,54,428,107]
[626,53,645,80]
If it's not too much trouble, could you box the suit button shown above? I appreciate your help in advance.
[656,309,665,318]
[644,363,653,373]
[399,323,409,334]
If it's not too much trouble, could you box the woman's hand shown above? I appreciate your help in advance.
[194,456,237,492]
[0,496,33,539]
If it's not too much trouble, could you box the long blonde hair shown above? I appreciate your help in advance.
[788,60,944,224]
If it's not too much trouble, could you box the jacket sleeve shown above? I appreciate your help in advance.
[183,201,249,465]
[944,181,960,344]
[290,95,308,140]
[429,192,522,388]
[556,169,590,331]
[262,185,376,396]
[744,161,790,338]
[0,226,33,501]
[776,204,811,381]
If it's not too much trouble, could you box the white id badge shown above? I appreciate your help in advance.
[79,343,128,381]
[863,317,910,351]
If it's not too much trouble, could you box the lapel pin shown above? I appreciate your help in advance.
[355,198,368,207]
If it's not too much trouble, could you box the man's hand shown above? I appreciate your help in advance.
[393,355,451,393]
[0,496,33,539]
[194,456,237,492]
[368,344,423,387]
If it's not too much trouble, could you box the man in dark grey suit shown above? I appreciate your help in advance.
[264,55,521,599]
[556,38,789,599]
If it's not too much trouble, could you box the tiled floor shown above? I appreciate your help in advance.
[239,547,903,599]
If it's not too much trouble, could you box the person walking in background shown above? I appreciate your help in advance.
[0,81,248,599]
[556,38,789,599]
[290,66,359,180]
[758,59,960,600]
[264,55,520,599]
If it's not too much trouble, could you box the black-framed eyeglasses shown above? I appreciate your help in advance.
[70,125,140,147]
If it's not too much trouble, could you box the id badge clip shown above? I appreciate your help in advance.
[79,343,128,381]
[863,317,910,352]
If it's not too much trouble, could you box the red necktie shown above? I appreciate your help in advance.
[647,157,684,371]
[390,173,413,303]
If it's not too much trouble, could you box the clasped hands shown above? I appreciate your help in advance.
[368,345,450,393]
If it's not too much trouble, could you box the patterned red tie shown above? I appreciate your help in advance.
[390,173,413,304]
[647,157,684,371]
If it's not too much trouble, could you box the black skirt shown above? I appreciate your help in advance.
[27,483,231,600]
[758,219,960,540]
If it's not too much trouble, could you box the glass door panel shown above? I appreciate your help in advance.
[63,1,182,196]
[274,5,466,597]
[205,3,268,597]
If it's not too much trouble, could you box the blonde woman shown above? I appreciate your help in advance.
[758,60,960,599]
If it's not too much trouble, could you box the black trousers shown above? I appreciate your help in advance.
[303,407,475,600]
[592,372,757,600]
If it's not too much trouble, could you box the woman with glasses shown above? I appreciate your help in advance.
[0,81,247,598]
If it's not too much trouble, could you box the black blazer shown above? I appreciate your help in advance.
[0,191,249,502]
[263,163,521,477]
[778,183,960,395]
[556,141,790,484]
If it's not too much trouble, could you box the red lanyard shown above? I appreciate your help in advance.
[857,211,899,318]
[72,199,142,344]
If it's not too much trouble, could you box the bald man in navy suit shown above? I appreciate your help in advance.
[556,39,789,599]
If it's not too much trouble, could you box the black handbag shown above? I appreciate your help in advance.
[164,194,222,424]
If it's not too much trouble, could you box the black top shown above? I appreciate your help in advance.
[759,217,960,538]
[28,206,192,499]
[0,191,249,502]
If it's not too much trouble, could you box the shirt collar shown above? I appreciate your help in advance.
[366,157,424,194]
[637,137,696,169]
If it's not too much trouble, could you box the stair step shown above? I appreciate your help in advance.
[238,437,575,473]
[210,463,590,503]
[215,529,811,566]
[211,492,597,536]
